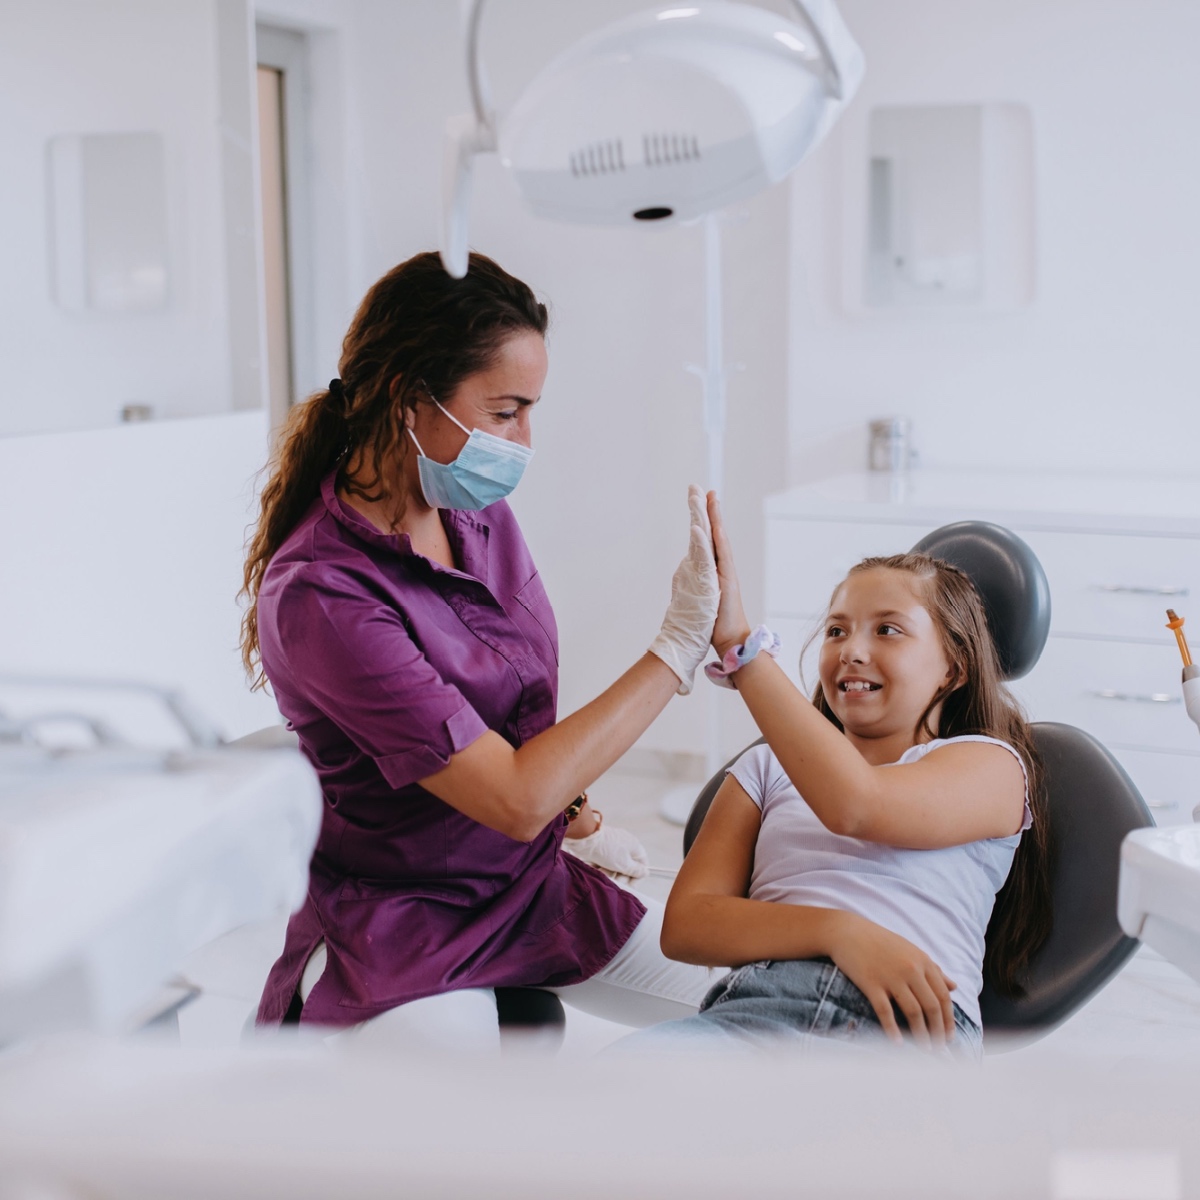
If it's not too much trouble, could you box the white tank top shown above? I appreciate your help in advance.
[728,735,1032,1029]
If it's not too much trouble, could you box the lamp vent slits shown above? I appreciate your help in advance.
[569,139,626,177]
[643,132,701,167]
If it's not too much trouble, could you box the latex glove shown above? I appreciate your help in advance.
[562,821,649,882]
[648,485,720,695]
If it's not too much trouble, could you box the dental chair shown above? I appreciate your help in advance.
[683,521,1155,1043]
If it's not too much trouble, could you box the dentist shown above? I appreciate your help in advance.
[242,252,719,1043]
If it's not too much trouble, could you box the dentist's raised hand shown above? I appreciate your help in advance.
[707,492,751,658]
[648,485,720,695]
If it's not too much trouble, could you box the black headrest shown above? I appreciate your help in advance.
[909,521,1051,681]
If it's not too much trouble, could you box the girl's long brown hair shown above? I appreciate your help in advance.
[240,251,548,690]
[810,553,1054,998]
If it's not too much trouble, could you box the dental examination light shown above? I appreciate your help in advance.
[440,0,864,276]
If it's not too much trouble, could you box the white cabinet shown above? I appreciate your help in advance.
[764,471,1200,824]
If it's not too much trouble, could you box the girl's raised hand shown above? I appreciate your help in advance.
[707,492,751,658]
[827,911,957,1049]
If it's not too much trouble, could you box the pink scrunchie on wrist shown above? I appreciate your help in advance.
[704,625,782,689]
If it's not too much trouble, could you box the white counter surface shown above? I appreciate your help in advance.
[766,470,1200,537]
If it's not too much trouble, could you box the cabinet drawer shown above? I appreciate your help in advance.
[1011,637,1197,753]
[1107,747,1200,825]
[766,519,935,617]
[1019,529,1200,642]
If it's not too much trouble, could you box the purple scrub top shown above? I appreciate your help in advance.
[255,472,645,1028]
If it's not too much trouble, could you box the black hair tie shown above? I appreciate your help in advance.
[326,377,351,419]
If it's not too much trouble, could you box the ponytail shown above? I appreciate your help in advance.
[240,383,349,689]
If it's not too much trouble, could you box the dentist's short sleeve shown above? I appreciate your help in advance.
[272,567,489,789]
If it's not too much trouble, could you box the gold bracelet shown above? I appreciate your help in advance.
[564,791,588,822]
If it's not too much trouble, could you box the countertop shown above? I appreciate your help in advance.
[765,470,1200,537]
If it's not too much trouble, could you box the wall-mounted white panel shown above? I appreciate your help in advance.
[867,105,983,305]
[2,1,237,436]
[862,102,1033,311]
[47,132,169,314]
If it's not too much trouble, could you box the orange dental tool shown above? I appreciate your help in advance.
[1166,609,1192,667]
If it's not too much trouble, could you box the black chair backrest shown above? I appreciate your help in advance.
[683,739,763,857]
[978,722,1150,1030]
[682,522,1153,1037]
[910,520,1051,681]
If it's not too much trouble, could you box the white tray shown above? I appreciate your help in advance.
[0,745,320,1037]
[1118,824,1200,987]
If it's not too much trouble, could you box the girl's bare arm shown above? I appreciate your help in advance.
[663,775,958,1047]
[661,776,844,967]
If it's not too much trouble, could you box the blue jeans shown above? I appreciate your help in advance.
[615,959,983,1059]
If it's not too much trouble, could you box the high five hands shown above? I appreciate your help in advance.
[648,487,751,682]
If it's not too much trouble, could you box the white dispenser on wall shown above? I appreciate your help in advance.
[858,102,1036,313]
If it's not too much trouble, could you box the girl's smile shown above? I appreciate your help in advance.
[819,568,959,759]
[836,676,883,695]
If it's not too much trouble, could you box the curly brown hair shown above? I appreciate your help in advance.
[240,251,548,689]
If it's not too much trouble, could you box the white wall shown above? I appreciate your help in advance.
[788,0,1200,483]
[0,0,245,437]
[0,412,279,743]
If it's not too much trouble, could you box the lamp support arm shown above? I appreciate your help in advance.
[465,0,494,135]
[785,0,844,100]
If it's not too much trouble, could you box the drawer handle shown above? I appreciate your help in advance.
[1090,689,1181,705]
[1146,800,1178,810]
[1091,584,1189,597]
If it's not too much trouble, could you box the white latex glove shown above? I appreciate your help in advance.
[562,821,649,882]
[648,484,720,695]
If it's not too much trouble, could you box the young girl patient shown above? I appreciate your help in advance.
[640,497,1053,1056]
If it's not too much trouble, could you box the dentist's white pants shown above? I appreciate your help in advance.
[301,896,719,1055]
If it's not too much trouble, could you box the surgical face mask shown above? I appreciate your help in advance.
[406,400,534,511]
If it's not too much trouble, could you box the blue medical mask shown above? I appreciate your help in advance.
[407,400,534,511]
